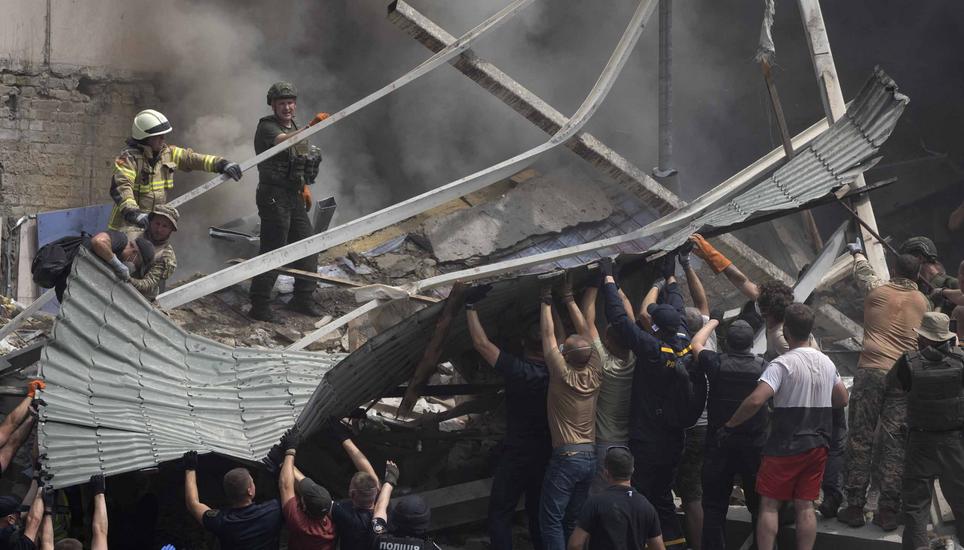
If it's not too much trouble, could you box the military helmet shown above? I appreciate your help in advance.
[131,109,173,140]
[267,81,297,105]
[899,236,939,261]
[148,204,180,231]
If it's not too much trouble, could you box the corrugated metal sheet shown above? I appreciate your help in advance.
[36,249,346,489]
[647,67,907,251]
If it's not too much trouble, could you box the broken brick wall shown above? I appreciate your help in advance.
[0,69,158,217]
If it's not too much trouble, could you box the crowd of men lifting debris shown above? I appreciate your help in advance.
[0,78,960,550]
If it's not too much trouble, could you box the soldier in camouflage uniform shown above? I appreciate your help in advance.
[124,204,179,300]
[838,244,929,530]
[109,109,242,232]
[248,82,326,322]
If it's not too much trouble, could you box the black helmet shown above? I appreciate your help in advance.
[898,236,939,261]
[267,81,297,105]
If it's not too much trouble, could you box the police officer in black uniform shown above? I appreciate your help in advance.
[888,312,964,550]
[691,317,769,550]
[249,81,325,322]
[371,462,440,550]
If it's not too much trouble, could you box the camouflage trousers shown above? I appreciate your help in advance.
[843,367,908,511]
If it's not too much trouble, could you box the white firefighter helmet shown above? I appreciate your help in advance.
[131,109,173,140]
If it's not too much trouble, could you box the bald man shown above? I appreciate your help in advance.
[538,283,603,550]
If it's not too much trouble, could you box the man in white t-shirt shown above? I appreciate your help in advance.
[721,303,849,550]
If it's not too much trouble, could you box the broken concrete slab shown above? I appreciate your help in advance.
[422,173,613,262]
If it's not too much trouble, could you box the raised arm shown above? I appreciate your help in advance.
[22,482,43,543]
[580,285,601,341]
[541,288,560,356]
[182,451,211,525]
[638,283,661,331]
[563,274,592,340]
[465,285,500,367]
[278,428,301,504]
[691,313,721,356]
[373,462,399,524]
[324,419,378,480]
[691,234,760,300]
[90,475,108,550]
[679,247,709,315]
[600,259,646,352]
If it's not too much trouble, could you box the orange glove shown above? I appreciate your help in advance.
[27,379,45,398]
[308,112,330,127]
[689,234,732,274]
[302,184,312,212]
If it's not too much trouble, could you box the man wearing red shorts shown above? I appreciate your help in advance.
[720,303,849,550]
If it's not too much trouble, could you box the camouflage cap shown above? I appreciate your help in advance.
[267,81,297,105]
[149,204,179,231]
[899,236,938,260]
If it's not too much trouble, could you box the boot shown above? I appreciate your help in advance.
[286,298,323,317]
[837,505,866,527]
[818,491,843,518]
[249,303,276,323]
[873,509,900,531]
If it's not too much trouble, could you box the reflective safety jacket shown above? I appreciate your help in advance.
[905,346,964,431]
[108,142,223,230]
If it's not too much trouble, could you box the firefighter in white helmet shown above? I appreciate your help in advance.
[107,109,243,231]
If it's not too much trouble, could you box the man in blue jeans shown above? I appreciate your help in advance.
[601,256,694,550]
[466,284,551,550]
[538,282,602,550]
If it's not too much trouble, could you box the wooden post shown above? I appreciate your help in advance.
[797,0,889,279]
[397,282,466,416]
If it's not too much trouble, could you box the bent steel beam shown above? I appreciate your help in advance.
[0,289,55,343]
[167,0,536,209]
[156,0,658,309]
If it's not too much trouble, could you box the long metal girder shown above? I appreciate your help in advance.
[155,0,659,309]
[409,69,905,292]
[166,0,536,209]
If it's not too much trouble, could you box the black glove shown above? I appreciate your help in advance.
[677,241,694,270]
[384,461,400,487]
[124,209,149,228]
[90,474,106,495]
[42,486,55,510]
[659,253,677,279]
[182,451,198,471]
[709,308,724,323]
[560,274,574,303]
[323,418,353,446]
[598,257,614,280]
[216,159,243,181]
[539,284,553,305]
[715,426,734,448]
[281,426,301,452]
[262,444,283,474]
[463,284,492,309]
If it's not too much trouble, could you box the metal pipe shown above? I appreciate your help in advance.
[654,0,677,185]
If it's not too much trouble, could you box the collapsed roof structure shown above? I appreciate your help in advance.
[35,63,907,488]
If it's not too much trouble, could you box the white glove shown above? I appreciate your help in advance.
[108,256,130,281]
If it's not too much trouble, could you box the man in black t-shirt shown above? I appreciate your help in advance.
[568,447,664,550]
[465,284,551,550]
[182,451,282,550]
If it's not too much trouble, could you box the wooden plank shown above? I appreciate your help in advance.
[797,0,888,279]
[286,300,381,351]
[398,282,465,415]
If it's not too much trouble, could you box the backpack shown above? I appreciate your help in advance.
[31,233,91,289]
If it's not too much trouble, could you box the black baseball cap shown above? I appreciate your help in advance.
[297,478,332,519]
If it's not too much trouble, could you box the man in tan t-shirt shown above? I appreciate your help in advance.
[838,252,928,530]
[538,283,602,550]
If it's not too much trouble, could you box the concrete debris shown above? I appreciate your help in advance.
[422,173,614,262]
[372,252,419,277]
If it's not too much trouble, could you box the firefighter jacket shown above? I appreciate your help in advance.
[108,141,223,230]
